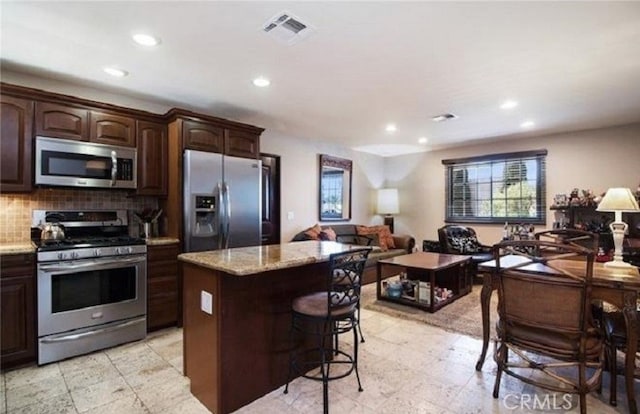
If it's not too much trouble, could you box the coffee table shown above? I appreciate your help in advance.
[376,252,471,313]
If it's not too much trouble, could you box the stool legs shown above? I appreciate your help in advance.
[353,317,363,392]
[356,303,365,343]
[284,314,363,413]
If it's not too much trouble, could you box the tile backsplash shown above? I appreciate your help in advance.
[0,188,158,243]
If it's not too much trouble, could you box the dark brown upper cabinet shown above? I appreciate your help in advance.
[1,95,34,193]
[182,119,224,153]
[35,102,89,141]
[225,129,260,159]
[137,120,168,196]
[90,110,136,147]
[181,118,260,159]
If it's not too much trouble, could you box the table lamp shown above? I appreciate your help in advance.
[377,188,399,233]
[596,187,640,268]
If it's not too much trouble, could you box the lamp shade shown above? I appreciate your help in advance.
[596,188,640,212]
[377,188,399,215]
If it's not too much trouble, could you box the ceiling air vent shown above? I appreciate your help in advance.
[263,11,314,45]
[432,113,459,122]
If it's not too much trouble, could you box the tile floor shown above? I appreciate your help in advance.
[1,307,638,413]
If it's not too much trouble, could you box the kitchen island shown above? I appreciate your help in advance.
[178,241,363,414]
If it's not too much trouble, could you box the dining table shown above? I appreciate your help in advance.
[476,255,640,414]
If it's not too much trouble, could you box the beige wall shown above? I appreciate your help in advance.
[385,124,640,246]
[260,131,385,242]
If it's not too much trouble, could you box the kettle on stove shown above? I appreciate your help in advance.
[40,222,66,241]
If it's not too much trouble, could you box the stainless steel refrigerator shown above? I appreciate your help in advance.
[183,149,261,252]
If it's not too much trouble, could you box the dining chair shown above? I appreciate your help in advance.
[601,307,640,406]
[491,239,604,414]
[284,248,370,414]
[535,228,599,252]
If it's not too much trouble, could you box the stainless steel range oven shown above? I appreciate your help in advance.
[32,210,147,365]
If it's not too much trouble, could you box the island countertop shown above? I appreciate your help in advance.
[178,240,364,276]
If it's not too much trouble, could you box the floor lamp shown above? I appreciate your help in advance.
[596,187,640,268]
[377,188,399,233]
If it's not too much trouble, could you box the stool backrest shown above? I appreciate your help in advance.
[328,248,370,314]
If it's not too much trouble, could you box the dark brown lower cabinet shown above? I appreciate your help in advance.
[1,253,36,369]
[147,243,181,331]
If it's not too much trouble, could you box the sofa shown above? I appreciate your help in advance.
[292,224,415,285]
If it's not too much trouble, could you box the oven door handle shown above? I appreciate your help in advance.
[39,255,145,272]
[39,316,146,343]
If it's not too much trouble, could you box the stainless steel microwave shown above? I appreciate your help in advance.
[35,136,137,189]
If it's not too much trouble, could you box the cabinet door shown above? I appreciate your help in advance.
[0,254,36,369]
[137,120,168,196]
[225,129,260,159]
[90,110,136,147]
[183,120,223,153]
[35,102,89,141]
[147,244,180,331]
[1,95,33,193]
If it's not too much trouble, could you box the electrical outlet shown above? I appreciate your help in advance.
[201,291,213,315]
[287,211,294,220]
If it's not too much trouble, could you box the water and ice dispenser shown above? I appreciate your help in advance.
[192,195,217,237]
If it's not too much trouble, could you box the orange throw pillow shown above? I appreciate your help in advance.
[319,227,337,241]
[303,224,323,240]
[356,225,395,251]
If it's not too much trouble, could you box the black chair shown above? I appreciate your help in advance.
[284,248,370,414]
[437,225,493,281]
[601,308,640,406]
[491,240,604,414]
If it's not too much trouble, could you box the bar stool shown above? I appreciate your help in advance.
[284,248,370,414]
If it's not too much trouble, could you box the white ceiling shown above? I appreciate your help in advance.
[2,1,640,157]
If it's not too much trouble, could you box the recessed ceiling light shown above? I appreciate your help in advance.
[432,113,458,122]
[520,120,535,128]
[418,137,428,145]
[132,33,160,47]
[103,67,128,77]
[385,123,397,132]
[253,77,270,87]
[500,100,518,110]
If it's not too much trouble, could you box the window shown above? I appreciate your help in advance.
[320,170,344,218]
[443,150,547,224]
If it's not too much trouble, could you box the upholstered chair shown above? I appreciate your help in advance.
[437,225,493,280]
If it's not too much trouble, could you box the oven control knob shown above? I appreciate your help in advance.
[93,249,101,257]
[115,247,121,255]
[71,252,79,259]
[57,252,67,260]
[125,247,133,254]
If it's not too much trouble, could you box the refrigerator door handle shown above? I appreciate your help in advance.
[216,182,224,250]
[223,182,231,249]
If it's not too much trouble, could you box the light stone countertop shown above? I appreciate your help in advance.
[178,241,368,276]
[145,237,180,246]
[0,241,36,255]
